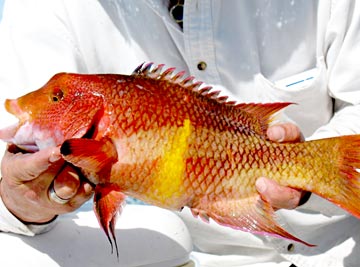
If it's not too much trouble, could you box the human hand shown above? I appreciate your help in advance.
[0,145,93,224]
[255,123,310,210]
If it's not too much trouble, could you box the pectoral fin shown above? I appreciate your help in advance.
[60,137,118,184]
[94,183,126,258]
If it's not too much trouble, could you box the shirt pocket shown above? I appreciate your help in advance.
[254,57,333,137]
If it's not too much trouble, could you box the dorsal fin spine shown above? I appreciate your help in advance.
[217,96,229,103]
[181,76,195,86]
[142,62,153,74]
[160,67,176,79]
[199,86,211,95]
[207,90,221,99]
[172,70,186,82]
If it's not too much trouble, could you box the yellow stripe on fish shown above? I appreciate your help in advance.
[149,119,191,205]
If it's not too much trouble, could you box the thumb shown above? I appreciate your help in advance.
[255,177,302,210]
[52,165,81,200]
[2,146,63,182]
[266,123,303,143]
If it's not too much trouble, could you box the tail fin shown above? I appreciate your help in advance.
[314,135,360,218]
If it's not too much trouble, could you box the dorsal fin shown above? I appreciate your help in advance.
[132,63,233,104]
[132,62,206,92]
[234,102,293,137]
[132,63,292,137]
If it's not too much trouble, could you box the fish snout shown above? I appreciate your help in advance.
[5,99,31,123]
[5,99,23,116]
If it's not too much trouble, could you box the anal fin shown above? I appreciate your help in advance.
[191,195,314,246]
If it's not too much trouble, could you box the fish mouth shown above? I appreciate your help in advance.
[0,120,96,153]
[0,99,39,152]
[0,122,40,152]
[16,142,40,152]
[0,120,54,153]
[0,123,19,141]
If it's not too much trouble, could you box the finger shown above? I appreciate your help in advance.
[2,146,63,182]
[49,177,93,214]
[67,181,94,209]
[255,177,302,209]
[266,123,303,143]
[52,165,81,200]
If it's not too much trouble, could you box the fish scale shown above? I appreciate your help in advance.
[2,63,360,256]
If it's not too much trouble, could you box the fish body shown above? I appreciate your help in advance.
[2,63,360,253]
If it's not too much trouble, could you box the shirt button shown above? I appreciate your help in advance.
[287,243,295,252]
[197,61,207,71]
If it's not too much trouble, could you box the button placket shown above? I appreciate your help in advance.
[184,0,221,83]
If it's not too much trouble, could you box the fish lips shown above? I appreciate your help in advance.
[0,123,19,142]
[0,122,57,152]
[0,99,39,151]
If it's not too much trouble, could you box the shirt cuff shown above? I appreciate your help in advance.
[297,193,347,217]
[0,195,57,236]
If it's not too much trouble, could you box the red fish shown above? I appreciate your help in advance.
[2,63,360,255]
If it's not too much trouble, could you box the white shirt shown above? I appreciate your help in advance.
[0,1,360,266]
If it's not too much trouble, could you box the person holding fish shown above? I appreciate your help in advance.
[0,1,360,267]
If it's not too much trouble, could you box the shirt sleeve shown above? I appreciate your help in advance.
[301,1,360,216]
[309,1,360,140]
[0,191,57,235]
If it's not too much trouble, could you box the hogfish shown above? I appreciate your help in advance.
[1,63,360,255]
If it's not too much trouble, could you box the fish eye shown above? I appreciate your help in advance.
[51,88,64,102]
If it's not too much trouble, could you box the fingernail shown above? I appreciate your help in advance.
[67,171,80,180]
[49,147,62,163]
[267,126,285,142]
[83,183,94,195]
[256,178,267,193]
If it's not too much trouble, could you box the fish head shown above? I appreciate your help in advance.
[1,73,105,151]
